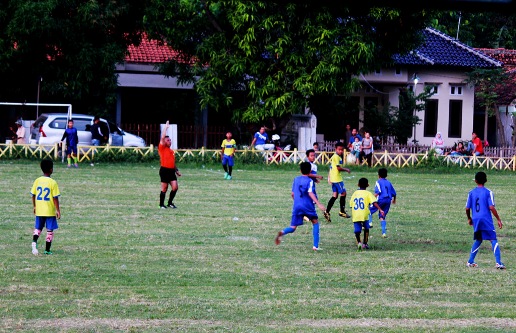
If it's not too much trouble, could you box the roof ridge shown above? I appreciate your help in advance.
[425,27,502,67]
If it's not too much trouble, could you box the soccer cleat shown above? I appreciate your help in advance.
[496,263,506,270]
[275,232,283,245]
[466,262,478,267]
[160,205,167,209]
[339,212,351,218]
[167,203,177,209]
[323,211,332,223]
[227,175,232,180]
[363,244,370,250]
[74,163,79,168]
[31,242,38,255]
[312,246,321,251]
[369,221,373,228]
[44,251,53,255]
[382,233,387,238]
[224,172,228,179]
[357,242,363,251]
[67,164,71,168]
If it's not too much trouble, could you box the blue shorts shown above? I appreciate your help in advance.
[291,213,318,226]
[331,182,346,194]
[34,216,59,231]
[66,145,77,155]
[474,230,497,241]
[370,200,391,219]
[354,221,369,233]
[222,155,234,167]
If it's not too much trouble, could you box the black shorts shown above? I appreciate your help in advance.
[159,167,177,183]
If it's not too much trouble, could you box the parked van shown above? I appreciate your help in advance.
[30,113,146,147]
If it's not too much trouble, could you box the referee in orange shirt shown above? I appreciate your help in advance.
[159,121,181,209]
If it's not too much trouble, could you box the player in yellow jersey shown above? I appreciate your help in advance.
[324,142,351,223]
[221,132,236,180]
[349,178,383,250]
[30,159,61,255]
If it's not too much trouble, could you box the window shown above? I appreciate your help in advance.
[49,118,67,129]
[426,84,439,95]
[448,100,462,138]
[375,68,381,75]
[424,100,438,137]
[450,85,463,95]
[395,67,402,75]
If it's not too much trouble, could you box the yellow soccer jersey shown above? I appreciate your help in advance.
[221,139,236,155]
[31,176,60,216]
[349,189,377,222]
[329,153,344,183]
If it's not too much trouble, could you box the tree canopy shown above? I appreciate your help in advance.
[0,0,145,115]
[144,1,434,122]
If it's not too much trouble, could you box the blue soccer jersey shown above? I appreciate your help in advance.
[374,178,396,203]
[465,187,496,232]
[292,175,317,216]
[62,127,78,147]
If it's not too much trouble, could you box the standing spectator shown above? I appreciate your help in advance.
[465,172,505,269]
[251,126,274,150]
[431,132,445,155]
[61,119,79,168]
[158,121,181,209]
[312,142,319,151]
[359,132,373,167]
[347,128,362,151]
[324,142,351,222]
[349,178,383,250]
[13,119,26,144]
[30,159,61,255]
[90,116,108,146]
[221,131,236,180]
[344,124,352,150]
[468,132,484,156]
[275,162,326,251]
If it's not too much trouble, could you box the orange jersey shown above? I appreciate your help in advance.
[159,144,176,169]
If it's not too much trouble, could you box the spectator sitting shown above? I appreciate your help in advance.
[467,132,484,156]
[351,137,361,164]
[251,126,275,150]
[446,142,467,156]
[431,132,445,155]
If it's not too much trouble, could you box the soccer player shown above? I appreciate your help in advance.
[465,172,505,269]
[158,121,182,209]
[275,162,326,251]
[349,178,383,250]
[368,168,397,238]
[30,159,61,255]
[324,142,351,222]
[221,132,236,180]
[60,119,79,168]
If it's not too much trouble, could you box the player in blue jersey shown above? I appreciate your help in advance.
[60,119,79,168]
[275,162,326,251]
[30,159,61,255]
[368,168,396,238]
[465,172,505,269]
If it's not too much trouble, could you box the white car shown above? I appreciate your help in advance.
[30,113,146,147]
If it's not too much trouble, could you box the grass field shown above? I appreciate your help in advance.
[0,160,515,333]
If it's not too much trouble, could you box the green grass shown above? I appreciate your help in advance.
[0,161,515,332]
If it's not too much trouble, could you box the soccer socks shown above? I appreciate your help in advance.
[491,240,502,265]
[355,232,361,244]
[326,196,337,213]
[228,166,232,176]
[159,191,166,206]
[381,220,387,234]
[339,195,347,214]
[312,223,320,248]
[282,226,296,235]
[67,157,71,165]
[45,231,54,252]
[363,229,369,245]
[222,164,228,173]
[168,190,177,205]
[468,239,482,264]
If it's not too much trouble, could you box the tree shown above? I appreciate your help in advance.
[464,68,510,146]
[144,1,434,123]
[0,0,145,116]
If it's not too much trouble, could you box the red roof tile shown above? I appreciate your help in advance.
[125,37,179,63]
